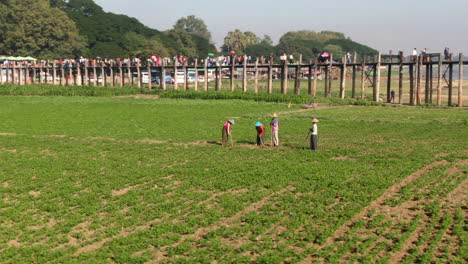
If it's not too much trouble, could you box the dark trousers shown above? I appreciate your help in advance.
[310,135,318,150]
[256,134,264,145]
[222,127,229,145]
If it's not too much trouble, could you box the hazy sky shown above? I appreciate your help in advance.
[93,0,468,55]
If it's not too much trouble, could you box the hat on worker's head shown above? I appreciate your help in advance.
[229,119,235,124]
[312,118,319,123]
[255,122,262,127]
[272,113,278,118]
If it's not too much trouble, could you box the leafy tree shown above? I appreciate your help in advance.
[173,15,212,41]
[167,29,198,58]
[276,39,324,62]
[324,44,344,59]
[0,0,84,58]
[222,30,260,53]
[326,38,377,56]
[244,43,275,58]
[261,35,273,45]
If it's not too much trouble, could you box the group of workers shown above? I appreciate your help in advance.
[222,113,319,150]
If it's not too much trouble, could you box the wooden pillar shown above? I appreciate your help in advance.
[101,63,106,87]
[307,59,312,95]
[66,64,70,86]
[45,63,49,84]
[416,55,423,105]
[327,54,333,97]
[374,52,381,102]
[424,59,430,103]
[458,53,464,107]
[230,58,235,91]
[136,62,141,89]
[281,60,288,94]
[313,58,318,97]
[70,65,75,86]
[324,65,329,97]
[17,65,21,85]
[0,64,4,84]
[194,59,198,91]
[160,65,166,90]
[184,62,189,90]
[293,64,300,94]
[294,55,302,95]
[204,58,208,91]
[352,52,357,98]
[52,63,57,85]
[254,58,259,93]
[409,62,414,105]
[448,55,453,106]
[61,64,65,86]
[38,63,43,84]
[25,65,29,84]
[243,56,247,92]
[215,65,220,91]
[361,56,366,99]
[127,63,132,87]
[109,62,114,88]
[398,52,404,104]
[118,62,124,87]
[437,53,443,106]
[267,61,273,94]
[32,64,36,84]
[429,64,433,104]
[147,64,152,90]
[93,64,98,86]
[83,62,87,86]
[387,64,392,103]
[351,65,357,98]
[340,55,347,99]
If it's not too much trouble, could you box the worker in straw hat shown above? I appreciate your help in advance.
[310,118,319,150]
[255,122,266,146]
[222,119,235,146]
[270,113,279,146]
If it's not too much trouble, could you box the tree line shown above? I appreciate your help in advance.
[0,0,377,61]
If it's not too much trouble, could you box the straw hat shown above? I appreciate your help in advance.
[312,118,319,123]
[272,113,278,118]
[229,119,235,124]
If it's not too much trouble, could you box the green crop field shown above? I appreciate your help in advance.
[0,95,466,264]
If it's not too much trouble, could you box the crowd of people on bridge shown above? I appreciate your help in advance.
[1,47,455,70]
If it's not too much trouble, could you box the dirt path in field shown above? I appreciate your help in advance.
[388,159,467,264]
[298,160,449,264]
[144,186,295,264]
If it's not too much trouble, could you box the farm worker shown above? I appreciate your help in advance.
[270,113,279,146]
[222,119,235,145]
[310,118,319,150]
[255,122,266,146]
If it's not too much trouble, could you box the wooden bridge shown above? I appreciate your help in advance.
[0,51,465,107]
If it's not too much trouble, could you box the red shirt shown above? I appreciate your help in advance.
[256,125,265,136]
[224,121,231,134]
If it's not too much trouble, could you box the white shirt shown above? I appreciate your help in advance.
[312,124,318,135]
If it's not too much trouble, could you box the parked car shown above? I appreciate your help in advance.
[137,70,174,84]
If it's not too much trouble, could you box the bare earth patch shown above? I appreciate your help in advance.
[299,160,449,264]
[28,190,41,197]
[8,240,21,247]
[111,183,144,196]
[331,156,357,161]
[146,186,295,263]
